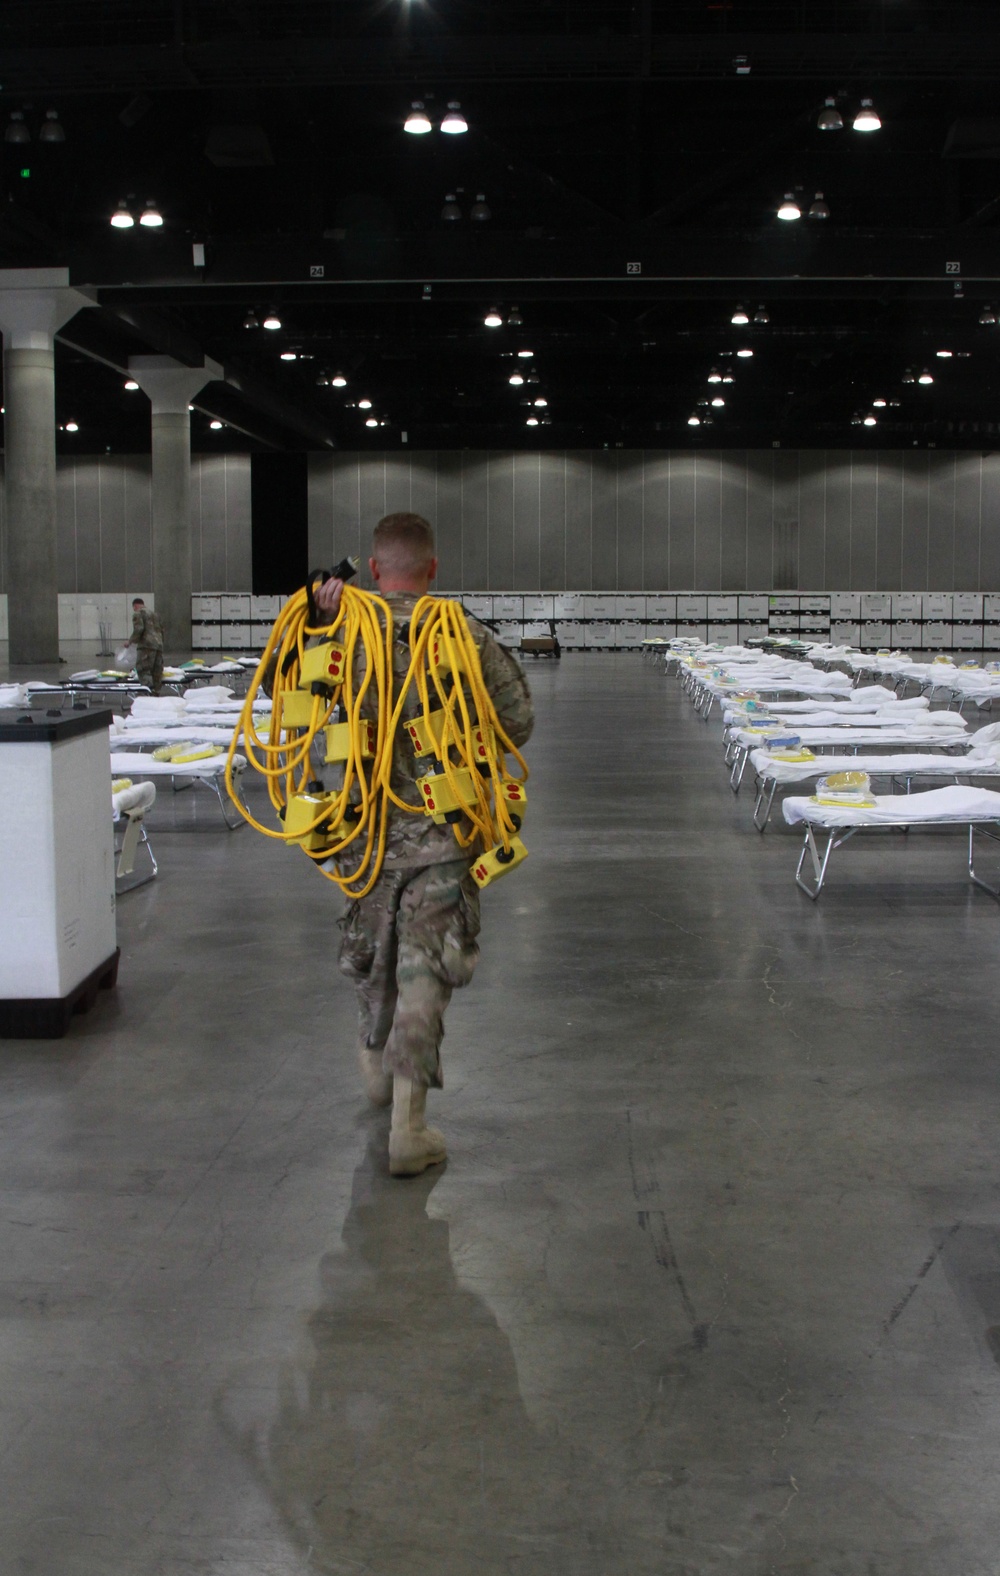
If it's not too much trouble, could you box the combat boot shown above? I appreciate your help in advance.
[358,1040,393,1107]
[388,1075,446,1176]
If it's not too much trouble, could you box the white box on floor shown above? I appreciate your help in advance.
[585,623,615,648]
[553,594,585,619]
[462,594,493,619]
[57,595,80,640]
[645,595,677,619]
[830,623,860,645]
[923,594,953,620]
[220,594,251,620]
[830,592,861,619]
[614,623,644,648]
[493,595,523,621]
[554,621,585,648]
[953,592,983,620]
[221,623,251,649]
[192,594,222,620]
[615,595,646,621]
[892,622,921,646]
[952,624,983,649]
[706,595,738,619]
[922,622,952,647]
[0,712,116,1023]
[676,595,707,620]
[860,592,892,619]
[892,592,922,619]
[738,595,769,618]
[522,595,554,620]
[191,624,221,649]
[707,623,739,646]
[250,594,282,620]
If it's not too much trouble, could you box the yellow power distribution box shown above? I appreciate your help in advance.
[499,777,527,824]
[299,641,347,690]
[280,690,327,729]
[416,766,479,823]
[470,723,494,767]
[428,630,464,678]
[470,835,529,889]
[283,790,336,850]
[405,709,447,758]
[324,718,376,763]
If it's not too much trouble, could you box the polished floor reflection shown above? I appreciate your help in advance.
[3,651,1000,1575]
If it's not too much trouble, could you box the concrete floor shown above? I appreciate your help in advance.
[3,649,1000,1575]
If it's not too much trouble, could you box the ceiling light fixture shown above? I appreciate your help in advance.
[358,398,373,409]
[124,379,139,391]
[753,305,769,324]
[736,348,754,358]
[331,373,347,387]
[484,307,503,328]
[808,192,830,220]
[817,97,843,132]
[4,111,30,144]
[687,413,701,426]
[711,396,725,408]
[707,368,722,383]
[39,109,65,143]
[243,309,259,329]
[404,101,433,135]
[440,101,468,135]
[918,368,934,384]
[509,373,524,386]
[280,350,297,361]
[863,414,877,426]
[441,193,462,222]
[470,193,492,222]
[526,369,540,384]
[777,192,801,221]
[64,420,79,432]
[209,419,223,430]
[721,370,734,383]
[936,349,953,358]
[872,397,887,407]
[526,417,539,426]
[507,306,523,327]
[731,305,749,325]
[262,312,282,330]
[139,198,163,228]
[517,348,534,358]
[979,305,996,325]
[365,417,379,427]
[534,397,548,408]
[853,97,881,132]
[902,367,915,383]
[110,199,134,229]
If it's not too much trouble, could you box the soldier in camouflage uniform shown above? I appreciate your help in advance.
[130,598,165,695]
[316,513,533,1177]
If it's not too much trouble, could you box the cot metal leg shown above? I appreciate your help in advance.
[752,777,778,832]
[116,815,157,892]
[969,824,1000,899]
[795,826,837,899]
[729,746,749,793]
[201,772,248,830]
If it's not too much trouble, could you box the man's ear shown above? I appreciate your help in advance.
[427,556,438,583]
[369,556,381,582]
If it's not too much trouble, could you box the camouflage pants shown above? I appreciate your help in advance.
[135,646,164,696]
[338,859,481,1088]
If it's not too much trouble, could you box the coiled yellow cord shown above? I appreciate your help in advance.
[225,583,527,898]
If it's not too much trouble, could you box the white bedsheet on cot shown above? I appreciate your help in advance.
[750,749,1000,786]
[724,706,957,730]
[782,784,1000,829]
[110,724,250,747]
[730,725,970,751]
[110,751,246,777]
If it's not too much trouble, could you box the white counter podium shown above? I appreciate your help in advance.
[0,707,119,1037]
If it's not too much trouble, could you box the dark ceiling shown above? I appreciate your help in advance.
[3,1,1000,451]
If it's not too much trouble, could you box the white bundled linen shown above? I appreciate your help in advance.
[112,780,157,820]
[130,695,187,720]
[730,724,969,752]
[111,723,245,747]
[725,706,955,730]
[182,684,235,706]
[782,784,1000,829]
[0,683,29,707]
[750,749,1000,787]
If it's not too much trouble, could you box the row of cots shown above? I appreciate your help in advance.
[659,637,1000,899]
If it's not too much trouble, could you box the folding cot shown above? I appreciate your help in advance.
[109,751,249,830]
[726,718,970,791]
[782,784,1000,900]
[748,745,1000,829]
[112,780,157,891]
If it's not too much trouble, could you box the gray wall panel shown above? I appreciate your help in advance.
[305,448,1000,592]
[874,453,904,593]
[926,455,957,589]
[55,463,77,592]
[538,452,566,589]
[953,454,982,590]
[513,451,541,590]
[383,455,412,516]
[307,451,334,568]
[98,461,127,600]
[74,465,102,592]
[693,452,722,592]
[193,455,227,591]
[123,459,152,592]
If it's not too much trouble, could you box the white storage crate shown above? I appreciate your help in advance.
[461,594,493,619]
[522,594,554,620]
[614,623,645,649]
[892,622,921,646]
[493,595,523,621]
[192,594,222,620]
[191,624,221,649]
[738,622,767,643]
[676,595,707,620]
[614,595,646,621]
[676,624,708,643]
[923,593,953,620]
[555,620,586,648]
[953,592,983,621]
[799,617,831,634]
[952,624,983,649]
[645,595,677,619]
[494,621,523,646]
[582,594,616,620]
[830,622,860,645]
[830,592,861,619]
[585,623,615,648]
[860,592,892,619]
[553,593,585,619]
[984,594,1000,621]
[519,622,551,642]
[706,595,738,619]
[769,594,799,613]
[922,622,952,647]
[220,593,251,620]
[644,623,677,641]
[892,592,922,620]
[250,594,282,620]
[221,623,251,649]
[860,622,892,647]
[249,623,273,647]
[738,594,769,618]
[707,623,739,646]
[0,594,7,641]
[799,593,831,613]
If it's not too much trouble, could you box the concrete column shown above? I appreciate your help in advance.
[0,268,95,664]
[128,355,222,654]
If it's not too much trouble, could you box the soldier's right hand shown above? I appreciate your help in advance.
[315,576,344,618]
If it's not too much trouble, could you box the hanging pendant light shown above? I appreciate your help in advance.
[38,109,65,143]
[262,311,282,331]
[707,368,722,383]
[404,101,432,135]
[441,193,462,222]
[243,309,259,329]
[470,193,492,222]
[110,199,134,229]
[853,98,881,132]
[753,305,769,324]
[731,304,749,325]
[808,192,831,220]
[918,368,934,384]
[817,97,843,132]
[4,111,29,144]
[331,373,348,388]
[979,305,996,325]
[139,198,163,228]
[777,192,801,221]
[687,413,701,426]
[484,307,503,328]
[440,101,468,135]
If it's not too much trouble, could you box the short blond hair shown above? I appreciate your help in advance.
[372,512,435,575]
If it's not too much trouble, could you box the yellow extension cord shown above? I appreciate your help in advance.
[224,582,528,899]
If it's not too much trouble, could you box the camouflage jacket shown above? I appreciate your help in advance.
[132,607,164,650]
[347,592,533,869]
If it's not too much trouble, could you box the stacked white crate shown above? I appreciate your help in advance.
[553,593,586,648]
[614,595,645,648]
[986,594,1000,649]
[952,593,983,649]
[922,593,952,649]
[768,594,799,635]
[676,594,707,643]
[798,593,831,636]
[250,594,282,648]
[738,594,768,644]
[830,592,861,646]
[707,595,738,646]
[860,592,891,649]
[191,593,222,649]
[645,594,676,642]
[0,594,7,641]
